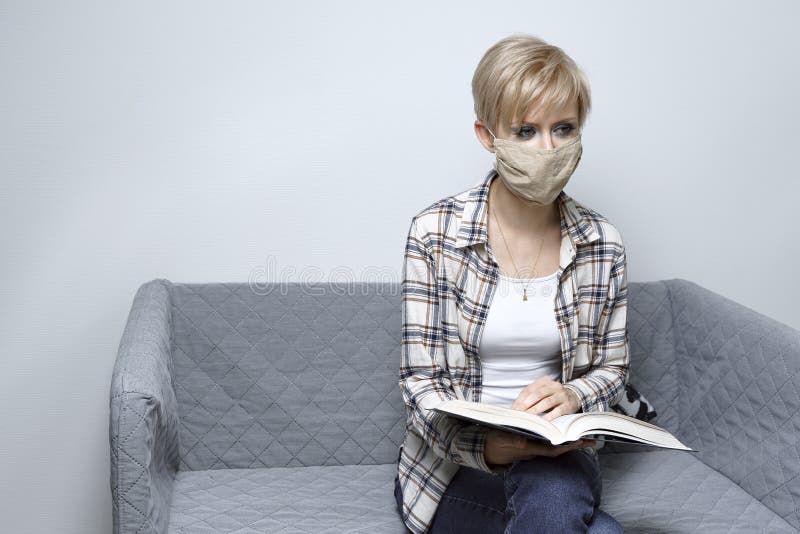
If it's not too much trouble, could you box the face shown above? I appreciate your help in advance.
[476,98,580,151]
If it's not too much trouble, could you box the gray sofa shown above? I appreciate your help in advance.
[109,278,800,533]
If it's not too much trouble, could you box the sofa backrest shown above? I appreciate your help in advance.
[167,279,681,470]
[667,279,800,529]
[169,281,405,470]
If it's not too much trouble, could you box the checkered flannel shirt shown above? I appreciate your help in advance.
[396,168,630,533]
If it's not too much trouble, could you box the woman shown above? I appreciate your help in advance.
[394,34,629,533]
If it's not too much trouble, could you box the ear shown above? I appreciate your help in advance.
[474,120,495,153]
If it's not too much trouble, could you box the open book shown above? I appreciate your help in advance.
[433,399,695,451]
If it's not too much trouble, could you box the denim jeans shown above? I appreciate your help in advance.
[394,448,623,533]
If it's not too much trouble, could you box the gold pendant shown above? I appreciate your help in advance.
[523,288,528,302]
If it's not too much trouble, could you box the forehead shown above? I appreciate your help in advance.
[516,99,579,125]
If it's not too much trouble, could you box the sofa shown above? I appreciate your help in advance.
[109,278,800,533]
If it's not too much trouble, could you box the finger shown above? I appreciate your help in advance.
[569,439,597,453]
[523,441,564,457]
[543,388,583,420]
[551,441,591,456]
[542,403,567,421]
[528,395,559,416]
[513,377,556,410]
[523,386,556,408]
[518,384,560,412]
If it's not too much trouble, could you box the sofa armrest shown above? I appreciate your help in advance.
[109,279,180,534]
[668,278,800,526]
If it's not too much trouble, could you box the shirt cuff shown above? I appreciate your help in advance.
[448,424,503,475]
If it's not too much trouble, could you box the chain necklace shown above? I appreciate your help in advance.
[489,201,546,302]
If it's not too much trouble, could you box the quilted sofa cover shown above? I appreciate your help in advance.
[109,278,800,533]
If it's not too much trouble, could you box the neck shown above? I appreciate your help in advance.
[488,175,560,232]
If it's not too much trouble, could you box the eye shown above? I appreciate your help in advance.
[555,124,576,136]
[513,123,576,140]
[514,126,536,139]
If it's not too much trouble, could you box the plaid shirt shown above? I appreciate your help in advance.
[396,168,630,533]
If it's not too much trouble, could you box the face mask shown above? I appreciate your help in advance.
[486,126,583,205]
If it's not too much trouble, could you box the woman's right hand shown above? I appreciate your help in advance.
[484,428,596,467]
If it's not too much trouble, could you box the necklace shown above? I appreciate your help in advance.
[489,201,546,302]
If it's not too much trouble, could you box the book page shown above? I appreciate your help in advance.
[446,400,559,430]
[433,399,562,441]
[561,413,691,450]
[550,413,584,433]
[433,399,693,451]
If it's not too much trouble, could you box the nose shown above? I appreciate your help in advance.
[541,133,554,150]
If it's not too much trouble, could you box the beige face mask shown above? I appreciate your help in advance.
[487,126,583,205]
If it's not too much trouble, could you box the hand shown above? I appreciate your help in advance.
[511,376,582,421]
[484,428,596,467]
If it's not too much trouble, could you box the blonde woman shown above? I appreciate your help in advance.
[394,34,628,533]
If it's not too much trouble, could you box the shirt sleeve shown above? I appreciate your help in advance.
[563,245,631,413]
[399,216,495,474]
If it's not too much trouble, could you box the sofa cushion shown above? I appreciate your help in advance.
[167,451,797,533]
[599,451,797,533]
[168,463,406,533]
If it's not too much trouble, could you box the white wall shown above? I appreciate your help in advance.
[1,1,797,532]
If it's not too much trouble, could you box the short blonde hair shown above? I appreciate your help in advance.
[472,33,592,134]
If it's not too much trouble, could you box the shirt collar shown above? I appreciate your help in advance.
[454,169,601,249]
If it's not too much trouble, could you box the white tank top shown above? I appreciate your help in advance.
[478,271,563,408]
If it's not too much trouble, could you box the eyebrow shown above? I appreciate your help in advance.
[514,117,578,127]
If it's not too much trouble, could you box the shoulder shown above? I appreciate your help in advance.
[407,184,473,241]
[570,196,626,255]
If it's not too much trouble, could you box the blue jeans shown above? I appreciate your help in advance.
[394,448,623,533]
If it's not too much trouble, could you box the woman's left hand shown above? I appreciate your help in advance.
[511,376,582,421]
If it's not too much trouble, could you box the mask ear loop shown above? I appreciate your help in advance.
[486,126,497,155]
